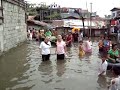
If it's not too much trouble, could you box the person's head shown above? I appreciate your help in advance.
[105,36,109,40]
[101,54,107,62]
[47,29,50,32]
[75,29,78,33]
[100,36,104,40]
[112,43,117,51]
[44,37,50,43]
[87,37,91,41]
[30,30,32,33]
[112,66,120,76]
[79,41,83,45]
[68,32,72,35]
[57,35,62,42]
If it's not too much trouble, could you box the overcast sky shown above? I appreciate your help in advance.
[26,0,120,17]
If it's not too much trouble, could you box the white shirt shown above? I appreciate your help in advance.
[98,60,108,75]
[39,41,51,55]
[109,76,120,90]
[86,40,92,50]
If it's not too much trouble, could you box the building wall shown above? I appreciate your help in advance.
[0,0,27,53]
[0,25,4,53]
[112,11,117,18]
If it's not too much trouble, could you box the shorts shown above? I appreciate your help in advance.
[57,54,65,60]
[42,54,50,61]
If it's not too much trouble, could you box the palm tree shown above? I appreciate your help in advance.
[74,9,85,31]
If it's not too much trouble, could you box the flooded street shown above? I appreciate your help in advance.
[0,40,112,90]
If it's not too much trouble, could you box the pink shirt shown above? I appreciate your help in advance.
[56,41,66,54]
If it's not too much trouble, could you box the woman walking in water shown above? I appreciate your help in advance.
[56,35,67,60]
[39,37,51,61]
[84,37,92,53]
[103,36,110,53]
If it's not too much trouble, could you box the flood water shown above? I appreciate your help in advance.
[0,40,113,90]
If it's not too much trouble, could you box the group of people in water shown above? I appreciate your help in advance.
[28,28,120,90]
[39,34,92,61]
[98,35,120,90]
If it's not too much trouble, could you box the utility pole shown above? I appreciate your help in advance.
[90,3,92,37]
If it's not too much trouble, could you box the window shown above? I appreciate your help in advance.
[112,13,116,17]
[117,11,120,17]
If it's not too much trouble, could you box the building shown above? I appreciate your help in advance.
[35,3,92,21]
[27,16,48,30]
[110,7,120,42]
[0,0,27,54]
[36,3,61,21]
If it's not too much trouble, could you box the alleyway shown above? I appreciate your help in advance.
[0,40,112,90]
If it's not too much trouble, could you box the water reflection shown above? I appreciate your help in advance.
[39,61,53,76]
[56,60,66,77]
[97,76,107,89]
[0,43,31,90]
[38,61,53,84]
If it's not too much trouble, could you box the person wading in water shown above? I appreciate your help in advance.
[39,37,51,61]
[56,35,67,60]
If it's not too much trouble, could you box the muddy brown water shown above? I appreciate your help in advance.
[0,40,113,90]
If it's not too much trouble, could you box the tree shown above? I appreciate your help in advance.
[74,9,85,31]
[26,3,37,16]
[46,12,61,20]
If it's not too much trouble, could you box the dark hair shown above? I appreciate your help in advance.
[39,30,40,33]
[79,40,83,43]
[112,43,117,49]
[109,38,111,40]
[112,66,120,75]
[101,53,107,58]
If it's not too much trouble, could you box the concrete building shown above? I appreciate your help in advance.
[109,7,120,43]
[0,0,27,54]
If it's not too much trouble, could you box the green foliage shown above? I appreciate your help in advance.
[46,12,61,20]
[26,3,61,20]
[27,4,37,16]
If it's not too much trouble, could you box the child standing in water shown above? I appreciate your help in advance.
[98,54,108,76]
[79,41,85,57]
[98,37,104,52]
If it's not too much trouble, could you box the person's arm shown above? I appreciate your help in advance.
[98,40,102,47]
[99,71,105,76]
[39,42,43,54]
[67,37,72,43]
[50,31,52,36]
[64,46,67,53]
[114,51,119,58]
[64,42,67,53]
[107,53,116,63]
[55,42,57,54]
[48,41,51,47]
